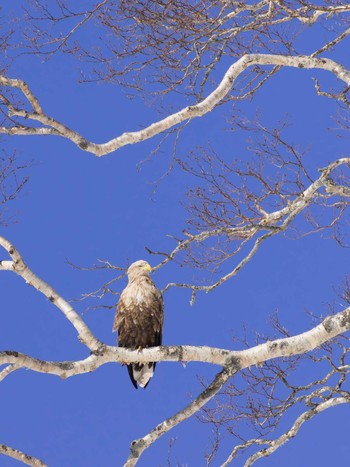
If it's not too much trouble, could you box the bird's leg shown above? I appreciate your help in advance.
[137,346,143,353]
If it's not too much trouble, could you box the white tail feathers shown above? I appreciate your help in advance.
[132,363,154,388]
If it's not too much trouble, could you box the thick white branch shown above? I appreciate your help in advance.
[1,305,348,466]
[120,304,350,465]
[0,364,19,381]
[0,304,349,377]
[0,234,349,465]
[0,231,349,379]
[1,55,349,156]
[0,236,103,352]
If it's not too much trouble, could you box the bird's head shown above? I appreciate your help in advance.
[127,260,152,281]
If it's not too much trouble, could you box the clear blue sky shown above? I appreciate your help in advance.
[1,3,350,466]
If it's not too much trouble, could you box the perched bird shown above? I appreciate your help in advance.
[113,260,164,389]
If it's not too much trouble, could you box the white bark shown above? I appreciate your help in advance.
[219,392,350,466]
[242,397,350,467]
[1,231,350,375]
[1,55,349,156]
[124,367,235,467]
[0,443,47,467]
[0,302,349,378]
[121,305,350,465]
[1,7,349,465]
[0,236,102,352]
[1,232,350,465]
[159,158,350,295]
[0,364,19,381]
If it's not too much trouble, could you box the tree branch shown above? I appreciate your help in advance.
[122,302,350,465]
[0,298,348,464]
[243,396,350,466]
[0,443,47,467]
[124,366,237,467]
[0,305,349,378]
[1,55,349,156]
[0,236,103,352]
[159,157,350,295]
[0,364,20,381]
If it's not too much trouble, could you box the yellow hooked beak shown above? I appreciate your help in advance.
[143,263,152,272]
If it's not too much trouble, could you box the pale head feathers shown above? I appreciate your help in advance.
[127,260,152,282]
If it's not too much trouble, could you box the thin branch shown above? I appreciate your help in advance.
[311,26,350,58]
[0,443,47,467]
[160,157,350,294]
[124,366,237,467]
[243,396,350,466]
[221,439,268,467]
[161,230,276,296]
[45,0,109,54]
[0,76,42,113]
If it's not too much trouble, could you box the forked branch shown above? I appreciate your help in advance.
[221,394,350,466]
[1,55,349,156]
[244,396,350,467]
[1,234,350,466]
[157,157,350,296]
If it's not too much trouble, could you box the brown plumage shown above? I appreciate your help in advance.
[113,260,164,389]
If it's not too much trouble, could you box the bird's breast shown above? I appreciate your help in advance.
[122,284,154,309]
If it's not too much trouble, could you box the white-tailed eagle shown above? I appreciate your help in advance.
[113,260,164,389]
